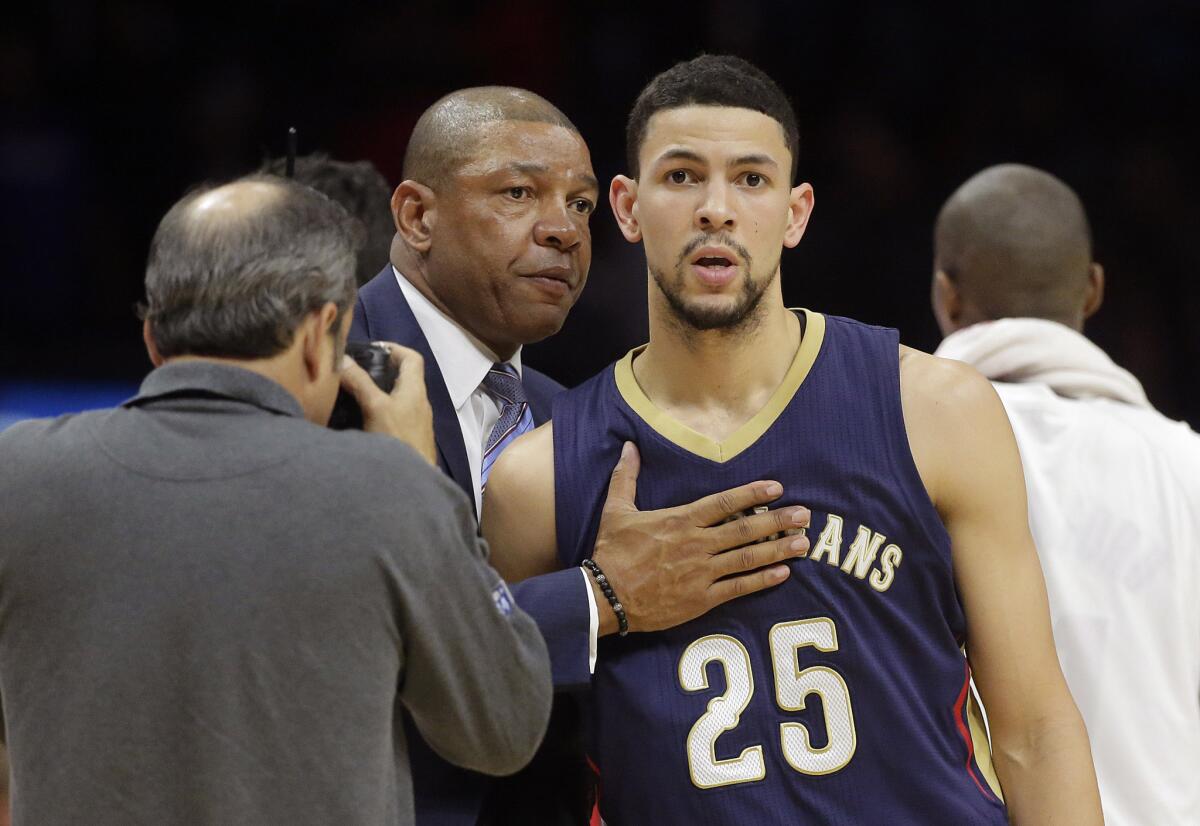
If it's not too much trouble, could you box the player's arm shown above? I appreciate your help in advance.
[483,422,560,582]
[484,426,813,637]
[902,348,1102,825]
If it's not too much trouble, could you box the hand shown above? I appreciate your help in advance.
[339,341,436,465]
[589,442,810,635]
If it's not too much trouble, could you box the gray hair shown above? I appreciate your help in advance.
[141,175,361,360]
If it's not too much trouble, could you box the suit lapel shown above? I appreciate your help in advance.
[353,270,475,511]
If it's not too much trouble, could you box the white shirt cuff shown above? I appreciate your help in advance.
[580,567,598,673]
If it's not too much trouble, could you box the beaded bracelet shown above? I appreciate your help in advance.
[581,558,629,636]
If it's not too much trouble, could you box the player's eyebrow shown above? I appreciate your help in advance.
[730,153,778,169]
[654,148,706,166]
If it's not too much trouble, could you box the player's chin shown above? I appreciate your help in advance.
[672,283,762,326]
[685,289,746,314]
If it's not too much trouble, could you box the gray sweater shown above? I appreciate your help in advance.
[0,361,551,825]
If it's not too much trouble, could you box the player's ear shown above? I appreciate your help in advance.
[392,181,437,254]
[142,319,164,367]
[1083,262,1105,321]
[609,175,642,244]
[782,182,815,248]
[931,270,962,336]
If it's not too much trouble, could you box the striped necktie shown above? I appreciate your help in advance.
[480,363,536,491]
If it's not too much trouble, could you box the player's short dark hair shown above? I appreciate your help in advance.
[626,55,800,182]
[260,153,394,287]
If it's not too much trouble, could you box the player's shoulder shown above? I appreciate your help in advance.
[898,344,1003,422]
[898,347,1022,511]
[897,346,1013,494]
[488,421,555,494]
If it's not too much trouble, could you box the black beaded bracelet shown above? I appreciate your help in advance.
[581,558,629,637]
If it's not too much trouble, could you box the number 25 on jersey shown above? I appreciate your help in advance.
[678,617,857,789]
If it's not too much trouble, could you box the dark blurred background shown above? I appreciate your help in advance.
[2,1,1197,427]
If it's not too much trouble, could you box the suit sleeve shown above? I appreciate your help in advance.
[390,466,552,777]
[510,370,594,691]
[509,570,593,691]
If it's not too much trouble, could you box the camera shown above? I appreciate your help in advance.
[328,342,399,430]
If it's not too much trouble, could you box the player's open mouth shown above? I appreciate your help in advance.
[690,247,739,287]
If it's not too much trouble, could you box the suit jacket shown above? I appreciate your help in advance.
[351,267,592,826]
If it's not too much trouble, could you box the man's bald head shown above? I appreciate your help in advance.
[934,164,1098,331]
[143,175,360,360]
[402,86,579,187]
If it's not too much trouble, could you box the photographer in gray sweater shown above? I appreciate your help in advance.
[0,175,551,825]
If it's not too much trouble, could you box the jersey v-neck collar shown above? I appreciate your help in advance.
[614,309,826,464]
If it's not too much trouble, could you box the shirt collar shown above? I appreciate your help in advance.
[124,360,305,418]
[393,266,522,410]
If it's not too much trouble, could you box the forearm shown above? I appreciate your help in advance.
[991,711,1102,825]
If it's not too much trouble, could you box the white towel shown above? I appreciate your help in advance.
[934,317,1151,408]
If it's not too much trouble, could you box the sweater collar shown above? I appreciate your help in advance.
[935,318,1150,408]
[124,360,305,418]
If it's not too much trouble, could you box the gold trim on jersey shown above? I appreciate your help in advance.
[967,686,1005,801]
[613,309,826,463]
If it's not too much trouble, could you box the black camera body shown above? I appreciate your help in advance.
[328,342,398,430]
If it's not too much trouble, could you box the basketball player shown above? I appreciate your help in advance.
[482,56,1102,824]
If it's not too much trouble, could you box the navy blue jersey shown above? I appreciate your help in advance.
[553,311,1007,825]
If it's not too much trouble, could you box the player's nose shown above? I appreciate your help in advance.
[695,181,735,230]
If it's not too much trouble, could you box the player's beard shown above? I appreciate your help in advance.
[650,235,777,334]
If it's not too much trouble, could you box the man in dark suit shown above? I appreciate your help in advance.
[351,87,814,825]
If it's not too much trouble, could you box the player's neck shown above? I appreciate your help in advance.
[634,291,801,441]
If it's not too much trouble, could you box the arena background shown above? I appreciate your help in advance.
[2,1,1197,429]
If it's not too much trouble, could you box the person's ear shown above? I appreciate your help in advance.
[301,303,340,381]
[609,175,642,243]
[392,181,437,254]
[931,270,963,336]
[143,319,164,367]
[782,182,815,248]
[1083,262,1105,320]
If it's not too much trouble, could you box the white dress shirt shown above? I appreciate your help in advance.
[394,268,598,670]
[937,318,1200,826]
